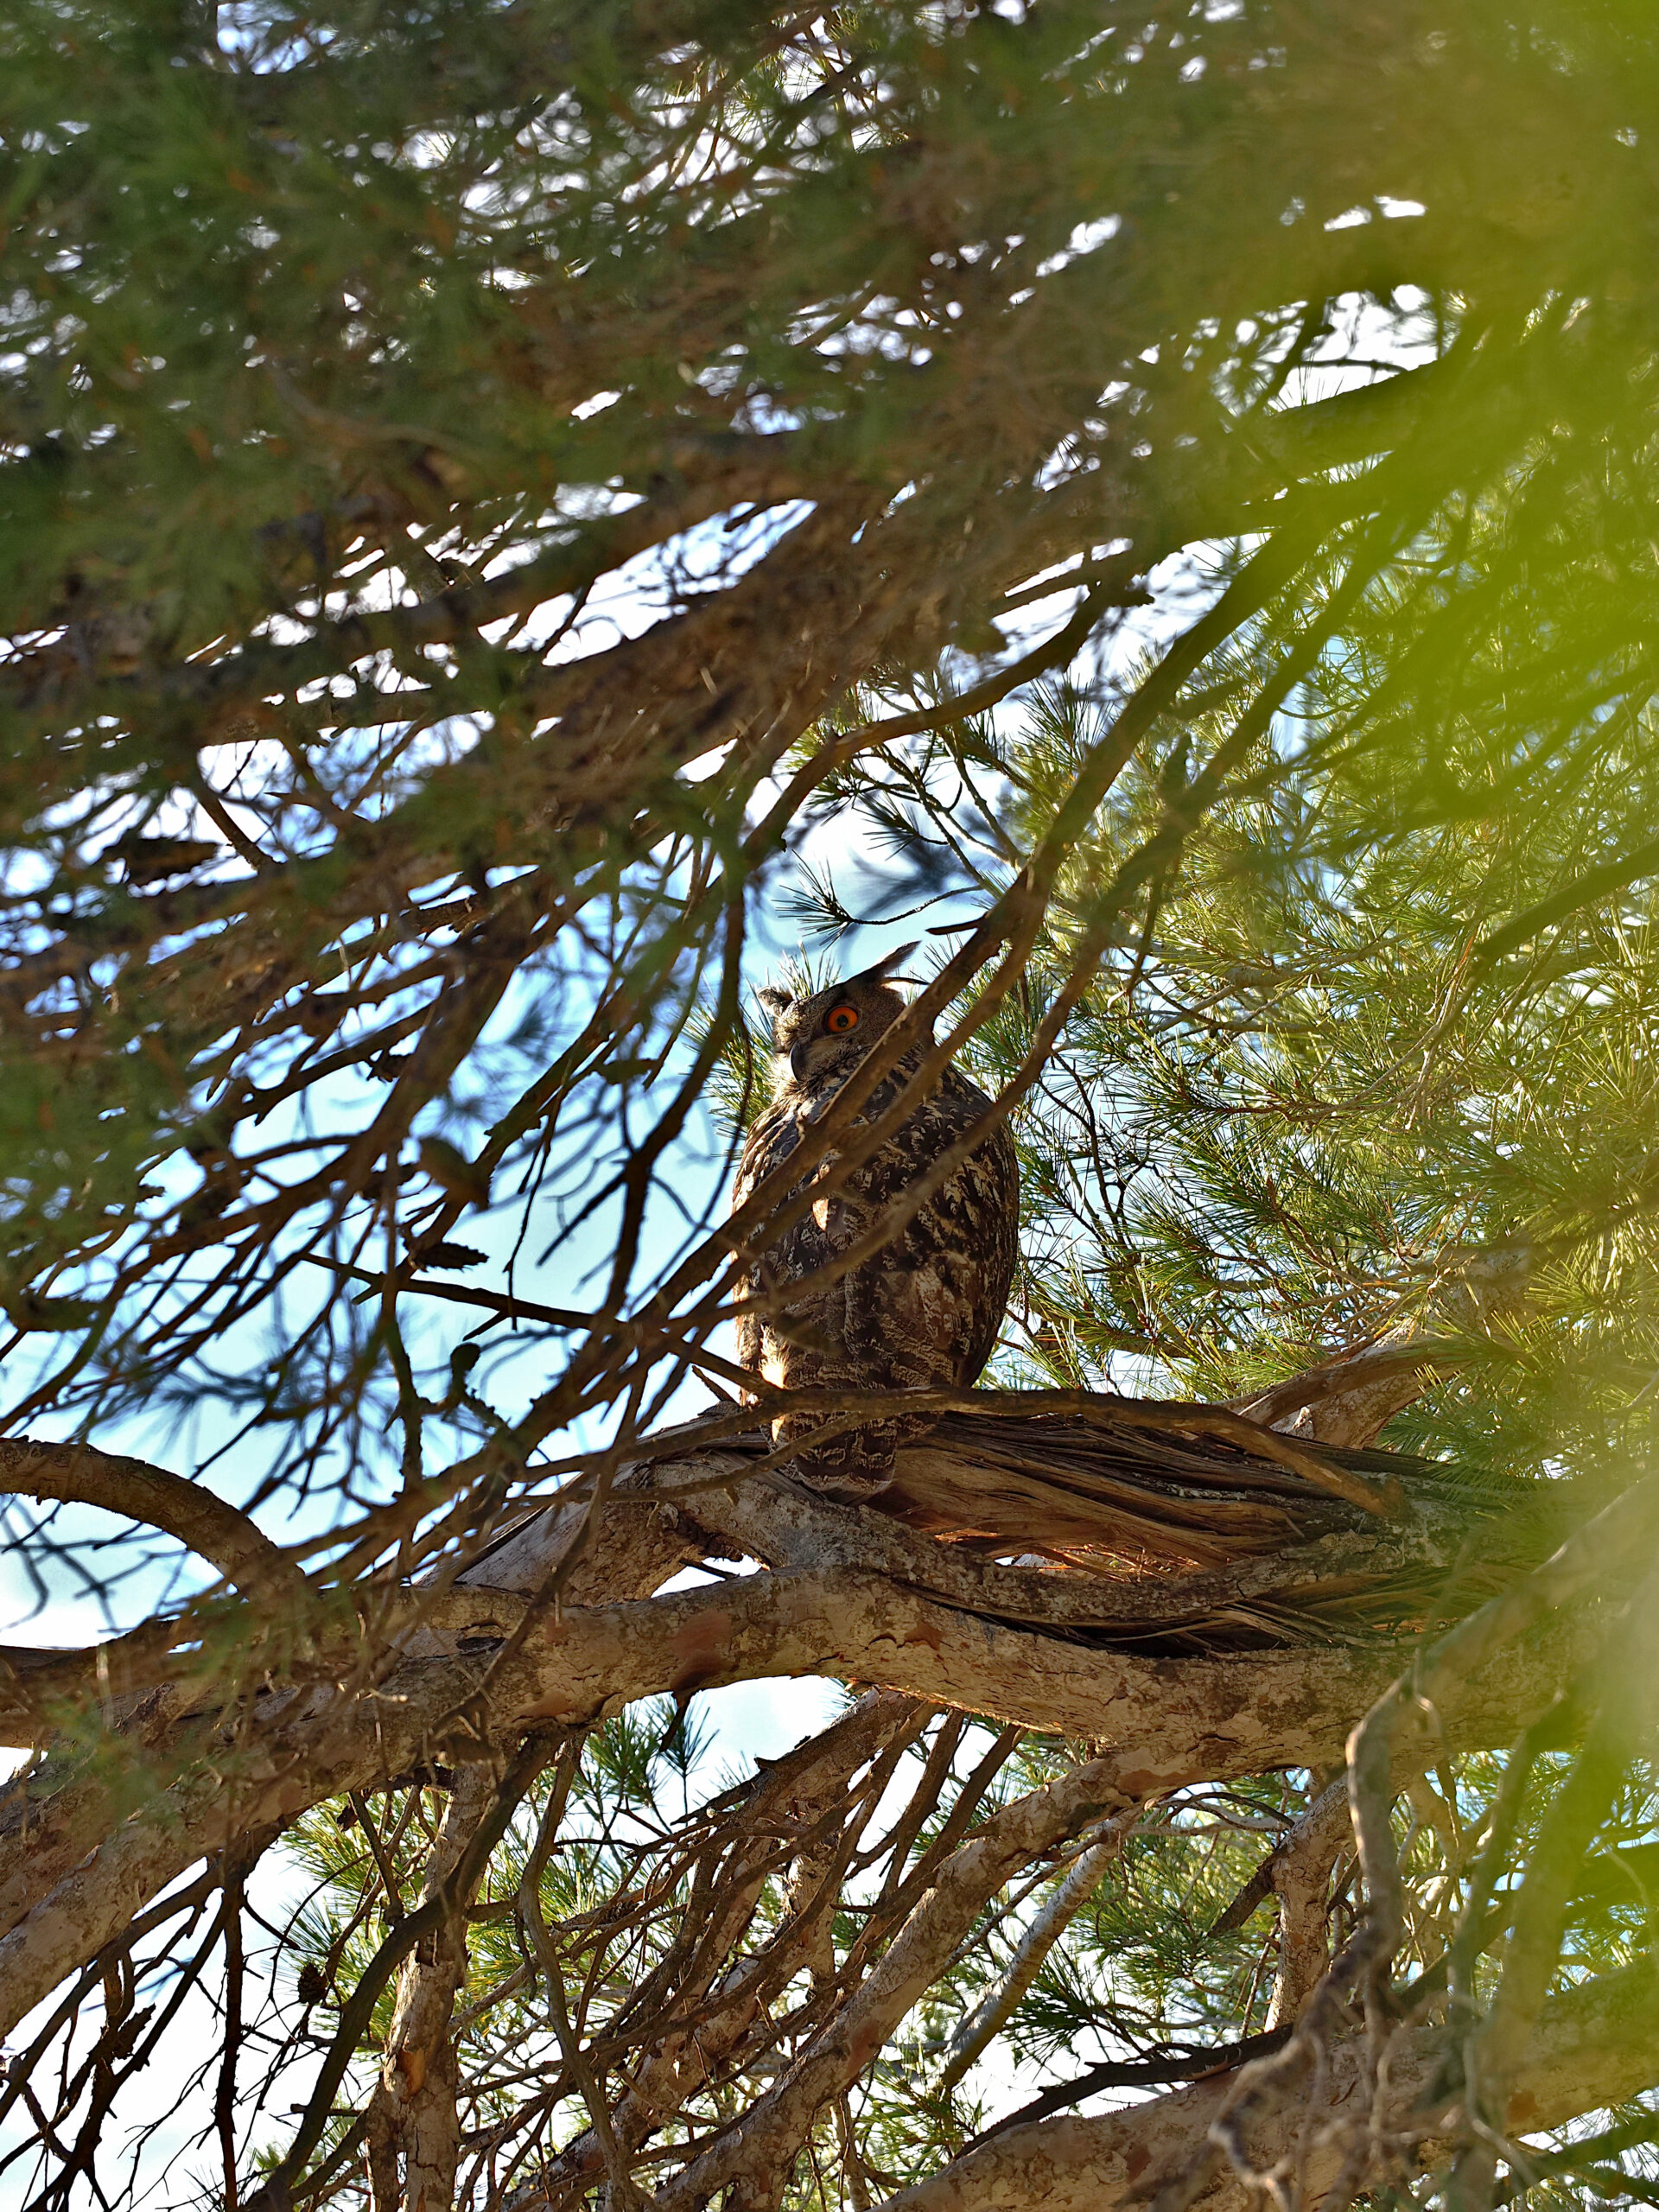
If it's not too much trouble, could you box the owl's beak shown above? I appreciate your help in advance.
[789,1040,811,1083]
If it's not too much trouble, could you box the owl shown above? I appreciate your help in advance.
[730,944,1020,1499]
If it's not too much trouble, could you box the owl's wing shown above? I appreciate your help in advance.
[731,1097,799,1217]
[907,1070,1020,1385]
[730,1100,803,1380]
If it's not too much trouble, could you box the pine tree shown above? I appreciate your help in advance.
[5,3,1659,2208]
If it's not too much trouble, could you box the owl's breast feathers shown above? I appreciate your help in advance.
[731,1052,1019,1396]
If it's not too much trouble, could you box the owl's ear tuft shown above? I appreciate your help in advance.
[757,984,794,1016]
[845,941,920,991]
[870,941,919,976]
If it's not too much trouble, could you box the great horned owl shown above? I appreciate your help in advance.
[731,945,1020,1499]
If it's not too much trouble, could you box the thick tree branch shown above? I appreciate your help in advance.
[865,1963,1659,2212]
[362,1762,499,2212]
[0,1548,1586,2046]
[0,1438,307,1610]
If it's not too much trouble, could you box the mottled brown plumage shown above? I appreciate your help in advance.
[732,945,1020,1499]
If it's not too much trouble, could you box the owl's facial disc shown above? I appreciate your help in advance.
[787,998,863,1080]
[772,947,924,1086]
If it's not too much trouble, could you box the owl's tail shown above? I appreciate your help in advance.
[770,1410,935,1502]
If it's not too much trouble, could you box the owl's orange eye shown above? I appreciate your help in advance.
[824,1004,860,1034]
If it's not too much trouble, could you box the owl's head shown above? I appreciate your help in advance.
[758,944,924,1088]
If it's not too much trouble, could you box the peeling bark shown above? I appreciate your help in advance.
[0,1455,1584,2047]
[364,1765,498,2212]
